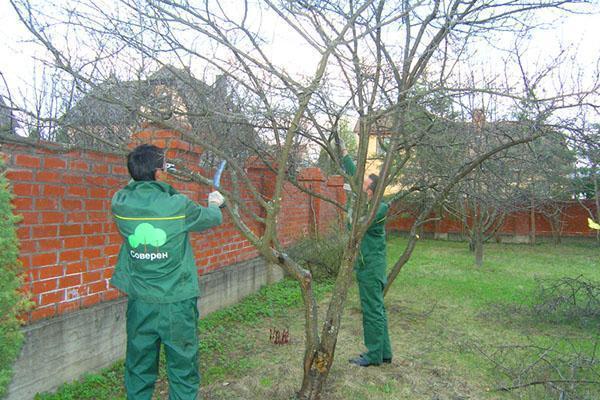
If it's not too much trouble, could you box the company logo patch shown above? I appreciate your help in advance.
[128,223,167,249]
[128,223,169,260]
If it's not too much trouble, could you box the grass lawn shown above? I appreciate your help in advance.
[36,237,599,399]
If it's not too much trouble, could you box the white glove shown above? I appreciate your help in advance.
[208,191,225,207]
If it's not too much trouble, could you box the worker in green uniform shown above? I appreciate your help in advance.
[110,144,224,399]
[338,141,393,367]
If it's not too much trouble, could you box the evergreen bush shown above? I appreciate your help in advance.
[0,158,30,398]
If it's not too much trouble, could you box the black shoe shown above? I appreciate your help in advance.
[349,356,380,367]
[360,353,392,364]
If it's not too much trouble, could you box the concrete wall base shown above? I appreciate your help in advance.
[7,257,282,400]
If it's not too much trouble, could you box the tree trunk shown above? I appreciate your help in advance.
[474,232,484,268]
[594,170,599,247]
[297,352,331,400]
[297,252,357,399]
[530,197,536,245]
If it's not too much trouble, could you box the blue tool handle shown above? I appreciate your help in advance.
[213,160,227,189]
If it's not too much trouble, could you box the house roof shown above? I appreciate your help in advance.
[62,65,258,159]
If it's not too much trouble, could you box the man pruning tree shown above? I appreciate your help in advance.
[338,141,393,367]
[110,144,224,399]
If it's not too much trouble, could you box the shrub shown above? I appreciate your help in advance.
[0,158,30,398]
[532,275,600,327]
[287,232,347,281]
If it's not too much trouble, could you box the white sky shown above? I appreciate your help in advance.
[0,1,599,115]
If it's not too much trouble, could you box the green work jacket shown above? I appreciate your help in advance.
[110,180,222,303]
[342,155,389,272]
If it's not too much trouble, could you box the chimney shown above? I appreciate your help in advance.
[472,108,485,131]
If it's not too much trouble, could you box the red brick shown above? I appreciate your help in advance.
[112,165,128,175]
[31,225,58,238]
[86,176,105,186]
[83,223,104,235]
[59,250,82,263]
[41,212,64,224]
[18,255,31,268]
[103,289,120,301]
[108,235,122,245]
[37,265,63,280]
[65,261,85,274]
[31,252,57,267]
[40,290,64,305]
[62,199,82,211]
[16,226,30,238]
[31,278,58,294]
[67,186,87,197]
[58,301,80,314]
[37,171,63,182]
[36,197,58,210]
[19,239,38,253]
[85,199,104,211]
[38,238,61,252]
[12,183,41,196]
[5,170,34,181]
[29,306,56,321]
[69,160,89,171]
[105,177,123,187]
[92,164,109,174]
[59,274,82,288]
[18,212,38,225]
[66,212,87,223]
[12,197,32,210]
[87,211,108,221]
[43,185,66,196]
[90,187,110,198]
[15,154,41,168]
[59,224,82,236]
[63,175,84,185]
[83,248,102,258]
[86,235,105,246]
[64,237,85,249]
[104,244,120,256]
[82,293,102,307]
[82,271,102,283]
[88,257,107,270]
[44,157,67,169]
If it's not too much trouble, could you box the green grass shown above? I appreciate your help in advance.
[35,238,599,399]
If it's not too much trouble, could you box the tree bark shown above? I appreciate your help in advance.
[474,231,484,268]
[530,196,536,245]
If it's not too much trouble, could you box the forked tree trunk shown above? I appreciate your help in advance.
[297,255,356,399]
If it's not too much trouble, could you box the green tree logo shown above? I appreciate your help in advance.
[128,223,167,251]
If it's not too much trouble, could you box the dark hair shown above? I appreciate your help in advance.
[127,144,164,181]
[367,173,379,193]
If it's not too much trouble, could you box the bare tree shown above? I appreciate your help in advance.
[6,1,600,398]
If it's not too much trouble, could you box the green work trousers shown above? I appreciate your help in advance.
[125,297,199,400]
[356,268,392,364]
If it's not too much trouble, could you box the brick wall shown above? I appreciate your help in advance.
[2,128,344,323]
[388,200,598,239]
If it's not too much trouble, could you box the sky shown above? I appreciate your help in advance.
[0,1,599,121]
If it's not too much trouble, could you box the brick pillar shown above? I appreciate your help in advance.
[245,156,279,282]
[327,175,345,229]
[298,167,325,237]
[245,156,277,235]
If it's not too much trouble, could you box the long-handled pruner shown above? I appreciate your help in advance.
[213,160,227,208]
